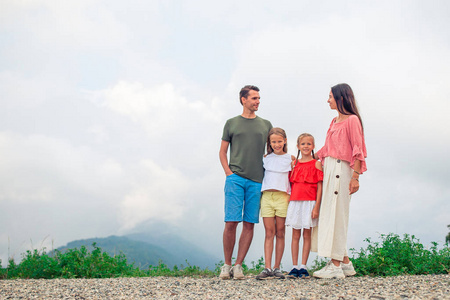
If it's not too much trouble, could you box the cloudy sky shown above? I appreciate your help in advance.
[1,0,449,268]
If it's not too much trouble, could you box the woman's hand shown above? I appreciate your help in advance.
[349,178,359,194]
[349,162,361,195]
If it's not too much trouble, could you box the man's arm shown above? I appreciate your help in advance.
[219,140,233,176]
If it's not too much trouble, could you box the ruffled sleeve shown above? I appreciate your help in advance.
[290,161,323,184]
[347,115,367,173]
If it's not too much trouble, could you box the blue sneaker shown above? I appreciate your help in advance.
[287,268,299,278]
[298,268,310,279]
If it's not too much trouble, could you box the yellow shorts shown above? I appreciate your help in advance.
[260,191,289,218]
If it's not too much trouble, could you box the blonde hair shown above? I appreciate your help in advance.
[266,127,288,154]
[297,133,315,146]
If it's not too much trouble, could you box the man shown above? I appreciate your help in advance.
[219,85,272,279]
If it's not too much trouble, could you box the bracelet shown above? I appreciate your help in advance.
[353,170,361,175]
[351,177,359,182]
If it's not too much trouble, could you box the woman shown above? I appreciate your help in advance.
[312,83,367,279]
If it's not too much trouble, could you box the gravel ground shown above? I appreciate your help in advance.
[1,274,449,299]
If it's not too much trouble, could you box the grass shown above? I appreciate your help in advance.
[1,233,449,279]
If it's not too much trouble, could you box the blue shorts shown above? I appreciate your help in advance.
[224,173,262,223]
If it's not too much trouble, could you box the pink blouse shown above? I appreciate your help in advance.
[316,115,367,173]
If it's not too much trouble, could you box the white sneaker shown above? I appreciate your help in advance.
[219,264,232,280]
[341,261,356,276]
[231,264,245,280]
[313,261,345,279]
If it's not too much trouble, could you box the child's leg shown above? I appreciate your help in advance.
[273,216,286,269]
[291,228,301,266]
[301,228,312,265]
[262,216,276,269]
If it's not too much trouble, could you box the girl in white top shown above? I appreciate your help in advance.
[256,127,295,280]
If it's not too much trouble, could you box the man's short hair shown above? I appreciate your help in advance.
[239,85,260,105]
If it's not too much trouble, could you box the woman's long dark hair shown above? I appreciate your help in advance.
[331,83,364,131]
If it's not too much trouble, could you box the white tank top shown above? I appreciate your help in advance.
[261,152,292,194]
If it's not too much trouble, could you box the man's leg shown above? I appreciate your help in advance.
[222,173,244,276]
[236,177,261,265]
[223,221,238,265]
[234,221,255,266]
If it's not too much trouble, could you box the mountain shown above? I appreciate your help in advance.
[125,231,219,269]
[57,233,220,269]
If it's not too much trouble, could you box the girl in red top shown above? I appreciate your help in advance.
[285,133,323,278]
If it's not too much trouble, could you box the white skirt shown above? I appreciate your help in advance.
[285,200,318,229]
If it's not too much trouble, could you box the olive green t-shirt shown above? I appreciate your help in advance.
[222,115,273,183]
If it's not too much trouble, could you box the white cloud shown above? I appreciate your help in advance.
[0,0,127,50]
[118,159,189,231]
[0,132,124,203]
[90,81,222,136]
[87,80,227,177]
[351,173,450,247]
[0,71,71,109]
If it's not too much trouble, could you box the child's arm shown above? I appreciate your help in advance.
[290,155,296,169]
[312,160,323,219]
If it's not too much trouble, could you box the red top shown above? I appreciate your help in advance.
[289,159,323,201]
[316,115,367,173]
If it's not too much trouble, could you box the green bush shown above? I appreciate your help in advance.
[247,256,266,275]
[1,233,449,279]
[7,249,60,279]
[350,233,450,276]
[3,243,144,279]
[1,243,218,279]
[146,260,215,277]
[56,243,142,278]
